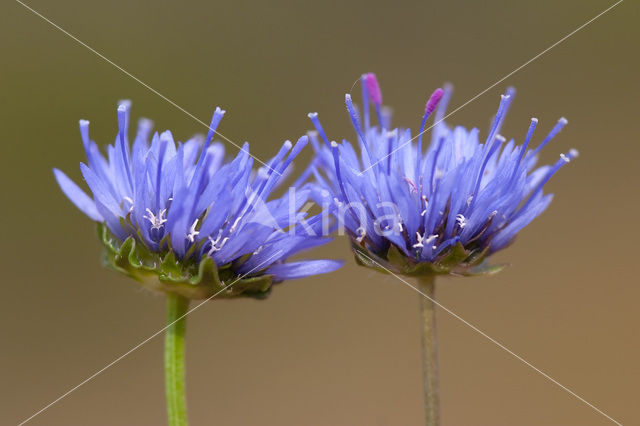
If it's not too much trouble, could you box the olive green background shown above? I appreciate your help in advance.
[2,0,638,425]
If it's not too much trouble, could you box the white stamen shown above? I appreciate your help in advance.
[207,230,229,255]
[413,231,425,248]
[355,227,367,243]
[230,216,243,233]
[456,214,467,229]
[123,197,135,213]
[186,219,200,242]
[420,209,427,217]
[144,208,167,230]
[425,234,438,244]
[466,195,473,206]
[569,148,579,158]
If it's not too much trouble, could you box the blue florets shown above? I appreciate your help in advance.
[54,102,341,290]
[305,74,576,275]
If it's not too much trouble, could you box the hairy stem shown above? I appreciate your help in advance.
[418,276,440,426]
[165,293,189,426]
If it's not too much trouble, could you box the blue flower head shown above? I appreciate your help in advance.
[54,102,342,299]
[305,73,576,277]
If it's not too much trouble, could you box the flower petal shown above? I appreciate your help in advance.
[53,168,103,221]
[266,260,343,280]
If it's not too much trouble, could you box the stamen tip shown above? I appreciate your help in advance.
[308,112,318,119]
[257,167,270,179]
[531,117,539,123]
[559,117,568,125]
[425,88,444,115]
[138,118,153,129]
[569,148,579,158]
[117,100,131,111]
[330,141,339,148]
[364,73,382,105]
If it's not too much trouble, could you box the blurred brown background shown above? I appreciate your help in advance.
[1,0,638,425]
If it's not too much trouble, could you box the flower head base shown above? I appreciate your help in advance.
[306,74,576,277]
[54,102,341,299]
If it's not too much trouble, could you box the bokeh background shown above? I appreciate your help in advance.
[2,0,638,424]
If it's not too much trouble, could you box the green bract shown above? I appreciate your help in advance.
[98,224,275,300]
[351,241,506,278]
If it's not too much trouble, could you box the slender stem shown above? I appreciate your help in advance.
[165,293,189,426]
[418,276,440,426]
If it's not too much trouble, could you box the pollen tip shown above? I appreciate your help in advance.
[496,134,506,142]
[284,140,293,150]
[79,119,89,127]
[308,112,318,118]
[330,141,339,148]
[138,118,153,128]
[531,117,538,123]
[559,117,568,125]
[257,167,270,179]
[364,73,382,105]
[569,148,579,158]
[425,88,444,115]
[117,100,131,111]
[214,106,226,115]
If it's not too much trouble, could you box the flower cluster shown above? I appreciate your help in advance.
[304,73,577,277]
[54,102,341,299]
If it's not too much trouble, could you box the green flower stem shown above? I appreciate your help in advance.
[418,276,440,426]
[165,293,189,426]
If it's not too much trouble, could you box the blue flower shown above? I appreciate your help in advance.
[305,73,576,276]
[54,102,342,298]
